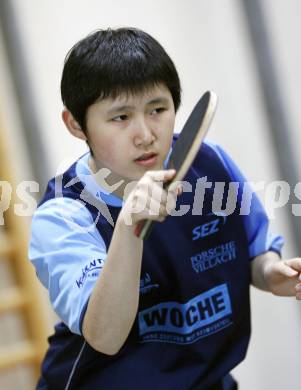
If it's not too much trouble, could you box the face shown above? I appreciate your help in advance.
[85,83,176,192]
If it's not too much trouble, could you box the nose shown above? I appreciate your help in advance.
[133,117,155,147]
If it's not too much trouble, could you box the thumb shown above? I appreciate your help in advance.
[284,258,301,273]
[164,169,176,181]
[280,261,299,277]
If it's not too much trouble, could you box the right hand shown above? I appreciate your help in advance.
[119,169,179,228]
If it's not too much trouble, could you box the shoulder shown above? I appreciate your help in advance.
[198,139,246,182]
[33,196,94,229]
[30,196,104,251]
[201,139,231,162]
[173,132,231,165]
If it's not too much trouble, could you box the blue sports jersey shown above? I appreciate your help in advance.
[29,137,283,389]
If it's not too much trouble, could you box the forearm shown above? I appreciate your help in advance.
[251,251,281,291]
[82,218,143,355]
[82,169,178,354]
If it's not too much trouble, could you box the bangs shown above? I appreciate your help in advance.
[85,33,176,101]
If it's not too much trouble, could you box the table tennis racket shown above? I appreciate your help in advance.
[135,90,218,240]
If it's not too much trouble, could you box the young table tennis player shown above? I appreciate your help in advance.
[29,27,301,389]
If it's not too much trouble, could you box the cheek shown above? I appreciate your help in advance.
[160,116,175,143]
[100,143,119,165]
[103,148,115,164]
[91,134,119,164]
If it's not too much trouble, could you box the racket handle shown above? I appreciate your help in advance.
[134,219,154,240]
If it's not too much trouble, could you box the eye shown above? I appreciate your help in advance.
[151,107,166,115]
[111,114,128,122]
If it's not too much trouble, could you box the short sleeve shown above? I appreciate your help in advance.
[207,141,284,258]
[29,197,108,334]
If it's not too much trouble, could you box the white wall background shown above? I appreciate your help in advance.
[1,0,300,388]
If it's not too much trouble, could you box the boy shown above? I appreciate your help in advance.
[29,27,301,389]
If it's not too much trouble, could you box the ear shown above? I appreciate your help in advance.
[62,109,87,141]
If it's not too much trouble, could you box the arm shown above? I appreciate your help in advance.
[251,251,301,297]
[209,143,301,297]
[82,218,143,355]
[206,143,301,299]
[82,169,178,355]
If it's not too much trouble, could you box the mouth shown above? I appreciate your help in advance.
[134,152,158,167]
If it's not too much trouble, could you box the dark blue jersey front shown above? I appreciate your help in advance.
[29,138,282,389]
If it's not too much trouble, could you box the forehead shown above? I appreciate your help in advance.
[100,83,172,109]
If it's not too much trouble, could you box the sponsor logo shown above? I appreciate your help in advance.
[192,212,227,241]
[190,241,236,273]
[76,258,105,288]
[138,284,232,344]
[140,273,160,294]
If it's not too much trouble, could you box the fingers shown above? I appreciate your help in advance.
[270,260,298,278]
[143,169,176,183]
[284,258,301,273]
[276,258,301,300]
[120,169,181,226]
[286,258,301,299]
[280,262,299,278]
[137,169,180,211]
[168,180,183,195]
[295,283,301,300]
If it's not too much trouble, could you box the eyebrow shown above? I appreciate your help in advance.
[107,97,170,114]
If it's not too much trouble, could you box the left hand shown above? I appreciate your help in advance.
[264,258,301,297]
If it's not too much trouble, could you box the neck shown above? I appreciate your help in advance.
[88,156,130,200]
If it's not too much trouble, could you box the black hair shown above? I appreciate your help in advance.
[61,27,181,131]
